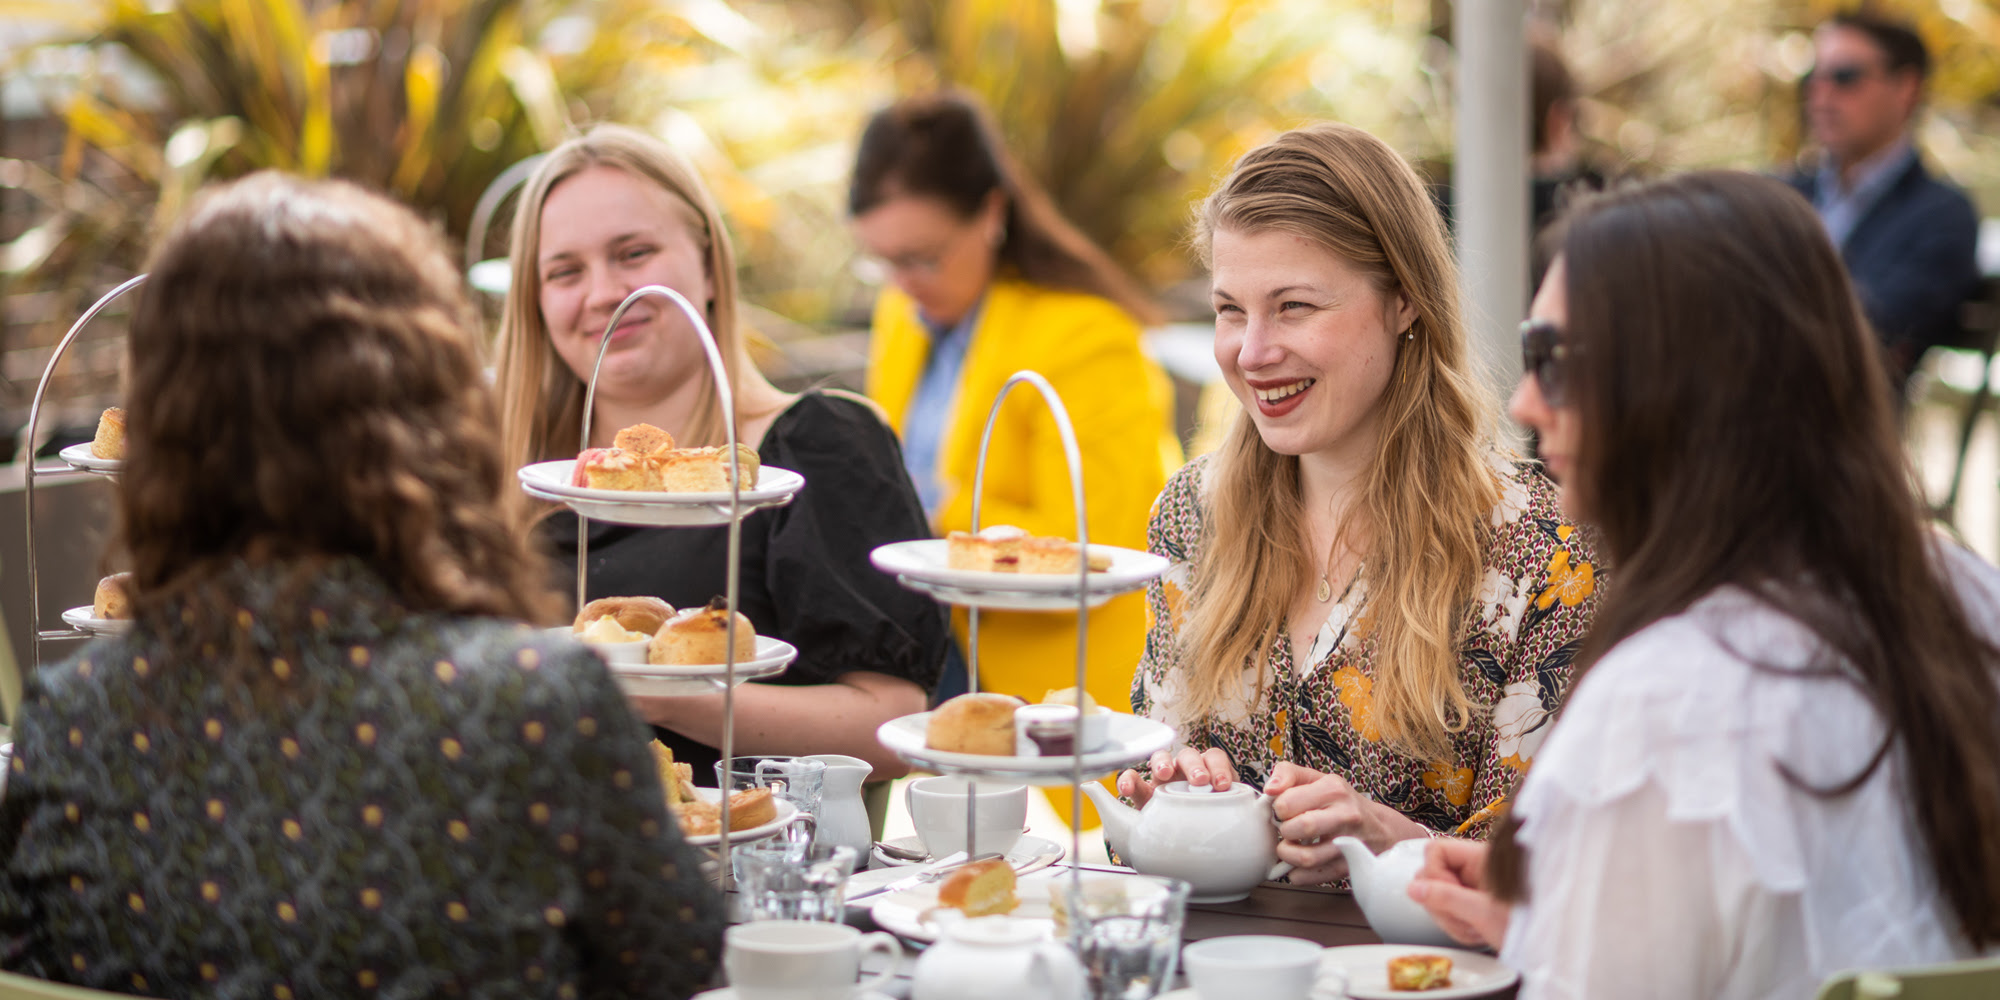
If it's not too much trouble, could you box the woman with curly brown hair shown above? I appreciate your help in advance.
[0,172,724,997]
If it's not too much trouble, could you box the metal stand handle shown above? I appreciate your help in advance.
[963,371,1092,887]
[575,285,746,879]
[23,274,148,665]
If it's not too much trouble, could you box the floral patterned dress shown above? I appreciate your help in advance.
[1132,453,1601,837]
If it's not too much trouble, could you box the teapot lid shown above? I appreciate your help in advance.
[1156,780,1258,801]
[939,915,1045,946]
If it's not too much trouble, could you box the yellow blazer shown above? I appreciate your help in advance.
[869,279,1179,824]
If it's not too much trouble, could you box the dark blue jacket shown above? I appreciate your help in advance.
[1789,156,1981,382]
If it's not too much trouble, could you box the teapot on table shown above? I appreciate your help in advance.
[1332,836,1458,946]
[911,916,1084,1000]
[1081,780,1293,903]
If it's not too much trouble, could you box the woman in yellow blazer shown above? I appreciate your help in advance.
[851,92,1178,827]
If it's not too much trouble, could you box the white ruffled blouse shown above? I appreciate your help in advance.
[1502,544,2000,999]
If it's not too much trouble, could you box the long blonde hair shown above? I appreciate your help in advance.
[494,123,758,466]
[1184,123,1498,762]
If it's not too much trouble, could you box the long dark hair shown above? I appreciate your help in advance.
[848,91,1161,324]
[118,172,558,627]
[1489,171,2000,947]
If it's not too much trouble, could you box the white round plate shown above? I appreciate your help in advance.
[858,834,1066,881]
[608,636,796,697]
[875,711,1173,785]
[695,990,892,1000]
[57,443,120,476]
[61,606,130,636]
[869,539,1167,610]
[1321,944,1520,999]
[869,867,1068,944]
[677,786,803,848]
[519,461,802,526]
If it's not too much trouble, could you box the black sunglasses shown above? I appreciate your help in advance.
[1520,317,1573,406]
[1807,62,1879,91]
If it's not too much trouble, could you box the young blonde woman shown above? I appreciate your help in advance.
[1117,123,1602,885]
[493,124,950,780]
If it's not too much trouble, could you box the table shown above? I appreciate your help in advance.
[830,863,1520,999]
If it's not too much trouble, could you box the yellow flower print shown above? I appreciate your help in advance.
[1421,764,1475,806]
[1330,667,1383,742]
[1537,549,1595,610]
[1270,709,1287,756]
[1162,579,1189,632]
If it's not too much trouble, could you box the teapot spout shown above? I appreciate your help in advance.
[1079,782,1137,863]
[1332,836,1375,883]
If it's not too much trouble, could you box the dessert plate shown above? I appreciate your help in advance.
[1320,944,1520,999]
[875,711,1173,785]
[678,786,804,848]
[607,636,796,697]
[519,461,802,526]
[869,867,1068,944]
[869,539,1167,611]
[57,443,120,476]
[61,606,130,636]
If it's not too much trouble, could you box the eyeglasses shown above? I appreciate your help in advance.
[1520,317,1574,406]
[1806,62,1881,92]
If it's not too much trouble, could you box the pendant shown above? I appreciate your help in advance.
[1316,576,1332,602]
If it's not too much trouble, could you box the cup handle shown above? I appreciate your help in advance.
[1267,860,1295,881]
[1310,963,1351,999]
[853,931,902,996]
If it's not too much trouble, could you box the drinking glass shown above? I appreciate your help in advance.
[1062,875,1191,1000]
[732,842,859,923]
[717,755,826,843]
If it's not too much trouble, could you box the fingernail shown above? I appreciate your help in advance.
[1191,771,1206,782]
[1407,881,1429,901]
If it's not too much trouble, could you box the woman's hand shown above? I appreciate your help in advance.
[1263,762,1431,884]
[1406,838,1512,948]
[1115,747,1237,807]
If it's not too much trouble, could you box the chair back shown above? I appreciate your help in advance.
[0,971,133,999]
[1816,956,2000,1000]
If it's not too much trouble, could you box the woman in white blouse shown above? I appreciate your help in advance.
[1407,171,2000,997]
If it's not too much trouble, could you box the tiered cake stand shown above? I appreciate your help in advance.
[870,371,1174,899]
[23,275,148,664]
[523,284,806,876]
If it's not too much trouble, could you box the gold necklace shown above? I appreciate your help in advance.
[1316,535,1363,603]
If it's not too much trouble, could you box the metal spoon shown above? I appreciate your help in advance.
[876,841,929,863]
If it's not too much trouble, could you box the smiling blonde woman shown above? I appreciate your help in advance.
[1117,123,1603,886]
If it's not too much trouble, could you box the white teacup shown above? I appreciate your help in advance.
[725,920,901,1000]
[1182,935,1343,1000]
[905,775,1026,860]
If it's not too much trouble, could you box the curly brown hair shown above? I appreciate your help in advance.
[116,171,558,624]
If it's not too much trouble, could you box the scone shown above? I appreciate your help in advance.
[613,422,675,456]
[655,444,761,492]
[90,407,125,460]
[673,786,777,837]
[925,692,1023,755]
[648,597,756,665]
[936,857,1018,916]
[574,447,660,491]
[946,525,1027,571]
[574,596,673,636]
[1386,954,1453,991]
[93,572,132,620]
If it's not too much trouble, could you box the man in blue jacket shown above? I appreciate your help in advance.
[1788,11,1980,397]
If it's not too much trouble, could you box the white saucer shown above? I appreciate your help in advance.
[875,711,1173,786]
[61,606,130,636]
[606,636,797,696]
[695,990,893,1000]
[678,787,804,848]
[870,539,1166,611]
[1321,944,1519,999]
[856,834,1066,883]
[57,443,119,476]
[519,461,802,526]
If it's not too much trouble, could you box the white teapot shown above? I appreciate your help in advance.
[1081,780,1293,903]
[1332,836,1458,946]
[911,916,1084,1000]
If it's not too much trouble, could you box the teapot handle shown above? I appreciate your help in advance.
[1267,860,1295,882]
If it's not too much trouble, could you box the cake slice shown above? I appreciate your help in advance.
[1386,954,1453,991]
[936,857,1018,916]
[946,525,1027,571]
[574,447,660,491]
[654,444,761,492]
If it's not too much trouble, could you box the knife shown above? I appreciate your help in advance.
[845,851,1004,903]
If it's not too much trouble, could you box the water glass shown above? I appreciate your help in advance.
[717,755,827,842]
[1062,875,1190,1000]
[733,842,859,922]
